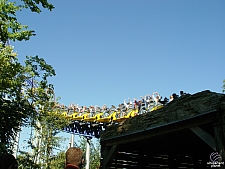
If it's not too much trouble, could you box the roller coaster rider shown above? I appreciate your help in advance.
[108,105,117,117]
[89,105,95,117]
[67,103,75,115]
[77,106,83,116]
[133,98,137,109]
[139,96,147,114]
[63,91,179,138]
[102,105,110,117]
[158,97,169,105]
[152,92,160,106]
[116,103,124,118]
[121,103,127,117]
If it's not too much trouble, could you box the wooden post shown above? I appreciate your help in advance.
[101,144,120,169]
[213,111,225,169]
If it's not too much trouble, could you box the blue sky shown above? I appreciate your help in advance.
[13,0,225,107]
[13,0,225,153]
[13,0,225,108]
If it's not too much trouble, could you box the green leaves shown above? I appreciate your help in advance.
[0,0,54,44]
[0,37,57,154]
[0,1,34,44]
[78,137,101,169]
[21,0,54,13]
[223,80,225,93]
[17,151,41,169]
[0,2,71,169]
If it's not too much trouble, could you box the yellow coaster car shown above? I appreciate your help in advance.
[66,110,80,119]
[48,111,58,116]
[149,105,164,112]
[60,112,68,118]
[113,108,138,122]
[71,110,89,121]
[96,109,118,123]
[49,107,68,117]
[83,111,104,122]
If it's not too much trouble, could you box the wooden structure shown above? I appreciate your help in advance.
[100,90,225,169]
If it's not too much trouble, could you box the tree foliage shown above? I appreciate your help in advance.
[0,44,56,152]
[0,0,54,45]
[223,80,225,93]
[0,0,55,153]
[48,151,66,169]
[20,0,54,13]
[17,151,41,169]
[0,1,100,169]
[17,110,71,169]
[78,137,101,169]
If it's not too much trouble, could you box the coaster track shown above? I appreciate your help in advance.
[59,92,174,138]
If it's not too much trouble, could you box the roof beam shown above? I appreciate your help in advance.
[189,126,216,150]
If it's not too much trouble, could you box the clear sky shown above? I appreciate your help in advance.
[13,0,225,152]
[13,0,225,107]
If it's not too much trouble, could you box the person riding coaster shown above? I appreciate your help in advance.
[83,106,104,123]
[148,92,168,112]
[72,106,89,121]
[118,103,127,118]
[138,101,147,114]
[96,105,118,123]
[112,102,138,123]
[48,103,66,117]
[65,103,77,118]
[64,91,169,128]
[102,107,110,118]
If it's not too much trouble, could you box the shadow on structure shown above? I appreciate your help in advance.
[100,90,225,169]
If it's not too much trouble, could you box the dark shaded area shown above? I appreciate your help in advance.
[100,91,225,169]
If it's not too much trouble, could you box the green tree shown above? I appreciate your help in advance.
[0,1,76,169]
[0,0,54,44]
[223,80,225,93]
[0,46,56,152]
[17,151,41,169]
[17,108,71,169]
[35,107,70,169]
[78,137,101,169]
[0,0,55,153]
[48,151,66,169]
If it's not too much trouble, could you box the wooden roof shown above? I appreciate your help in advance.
[100,90,225,142]
[100,90,225,169]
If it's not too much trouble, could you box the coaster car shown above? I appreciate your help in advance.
[96,107,118,123]
[55,104,68,117]
[83,109,104,122]
[113,108,138,122]
[72,107,90,121]
[66,109,80,119]
[83,112,103,122]
[60,111,68,117]
[148,94,168,112]
[72,109,90,121]
[149,105,164,112]
[49,107,68,117]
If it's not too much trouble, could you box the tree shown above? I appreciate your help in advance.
[0,48,56,152]
[223,80,225,93]
[0,0,55,153]
[78,137,101,169]
[0,0,54,45]
[48,151,66,169]
[0,1,78,169]
[17,151,41,169]
[17,108,71,169]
